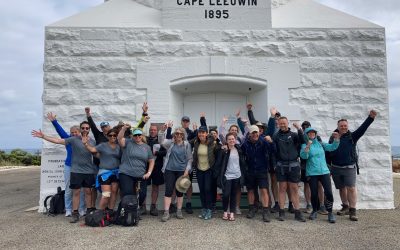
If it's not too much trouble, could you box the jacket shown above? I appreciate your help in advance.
[300,128,339,176]
[273,128,304,164]
[51,119,72,167]
[215,145,248,189]
[241,137,276,174]
[192,135,220,172]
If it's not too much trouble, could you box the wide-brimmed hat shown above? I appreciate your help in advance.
[175,176,191,193]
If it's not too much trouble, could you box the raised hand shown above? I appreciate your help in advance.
[144,116,150,123]
[85,107,91,116]
[200,112,206,118]
[235,108,241,118]
[241,118,248,124]
[222,116,228,124]
[142,101,148,113]
[293,122,301,130]
[265,135,273,143]
[161,123,168,131]
[247,102,253,110]
[369,109,378,119]
[332,132,340,140]
[167,120,173,128]
[270,107,277,117]
[123,124,131,130]
[31,129,44,138]
[46,112,56,122]
[192,122,198,130]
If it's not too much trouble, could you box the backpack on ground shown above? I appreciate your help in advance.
[114,195,138,227]
[44,186,65,216]
[85,209,111,227]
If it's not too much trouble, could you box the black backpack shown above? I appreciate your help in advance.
[115,195,138,227]
[44,186,65,216]
[85,210,111,227]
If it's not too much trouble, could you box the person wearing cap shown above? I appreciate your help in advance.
[216,132,248,221]
[117,125,155,213]
[192,123,220,220]
[300,128,340,223]
[82,128,121,215]
[272,116,306,222]
[159,122,193,222]
[241,125,276,222]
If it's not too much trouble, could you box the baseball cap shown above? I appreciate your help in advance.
[100,121,110,127]
[181,116,190,122]
[249,125,259,133]
[198,126,208,133]
[131,128,143,136]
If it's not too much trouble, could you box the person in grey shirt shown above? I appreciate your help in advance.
[83,128,121,212]
[32,121,97,223]
[117,125,155,205]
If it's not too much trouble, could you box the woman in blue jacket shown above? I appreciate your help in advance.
[300,128,340,223]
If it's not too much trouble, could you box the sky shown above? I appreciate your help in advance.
[0,0,398,149]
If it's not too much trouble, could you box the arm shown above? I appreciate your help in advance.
[118,124,129,148]
[246,103,257,125]
[218,116,227,144]
[143,159,155,180]
[352,110,376,142]
[322,132,340,152]
[82,135,98,154]
[85,107,102,139]
[200,112,207,127]
[31,130,65,145]
[47,112,69,139]
[266,108,278,136]
[237,118,245,135]
[300,144,309,160]
[184,143,193,176]
[136,102,149,129]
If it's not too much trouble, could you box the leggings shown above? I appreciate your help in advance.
[164,170,184,197]
[119,173,140,197]
[309,174,334,213]
[222,178,240,213]
[197,169,212,210]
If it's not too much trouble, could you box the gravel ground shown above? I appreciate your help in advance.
[0,168,399,250]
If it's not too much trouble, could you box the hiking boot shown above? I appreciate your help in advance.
[169,203,177,214]
[139,205,147,215]
[309,211,318,220]
[185,202,193,214]
[262,207,271,223]
[337,204,349,216]
[349,208,358,221]
[176,209,184,219]
[294,210,306,222]
[305,204,313,214]
[246,205,256,219]
[70,211,79,223]
[198,209,206,219]
[288,202,295,213]
[328,212,336,223]
[277,209,285,221]
[161,211,170,222]
[318,205,328,215]
[236,206,242,215]
[271,203,279,213]
[150,204,158,216]
[204,209,212,220]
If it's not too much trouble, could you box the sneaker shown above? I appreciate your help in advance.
[139,205,147,215]
[65,210,72,217]
[349,208,358,221]
[246,205,256,219]
[185,202,193,214]
[262,207,271,223]
[309,211,318,220]
[198,209,206,219]
[161,211,170,222]
[176,209,184,219]
[86,207,96,215]
[271,203,279,213]
[236,206,242,215]
[318,205,328,215]
[169,203,177,214]
[150,204,158,216]
[337,204,349,216]
[328,212,336,223]
[305,204,313,214]
[70,211,79,223]
[294,210,306,222]
[288,202,295,213]
[277,209,285,221]
[79,209,86,217]
[204,209,212,220]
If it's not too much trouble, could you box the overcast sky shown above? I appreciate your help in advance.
[0,0,398,149]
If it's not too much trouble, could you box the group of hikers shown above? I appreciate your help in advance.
[32,101,377,224]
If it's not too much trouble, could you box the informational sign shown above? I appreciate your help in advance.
[38,153,66,212]
[162,0,272,30]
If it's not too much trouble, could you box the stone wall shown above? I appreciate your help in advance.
[43,27,392,208]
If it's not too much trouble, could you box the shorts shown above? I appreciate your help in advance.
[70,172,95,189]
[98,174,119,185]
[300,168,309,183]
[246,173,269,190]
[164,170,185,198]
[331,166,356,189]
[149,166,164,186]
[276,162,301,183]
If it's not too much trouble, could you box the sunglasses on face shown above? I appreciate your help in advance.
[133,134,142,137]
[81,127,90,130]
[108,134,117,137]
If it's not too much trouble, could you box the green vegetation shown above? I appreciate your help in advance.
[0,149,41,166]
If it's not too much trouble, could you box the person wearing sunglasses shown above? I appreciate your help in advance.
[117,125,155,212]
[32,121,97,223]
[159,122,193,222]
[82,129,121,214]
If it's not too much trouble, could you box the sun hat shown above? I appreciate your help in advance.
[175,176,192,193]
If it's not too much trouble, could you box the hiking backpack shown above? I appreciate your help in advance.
[115,195,138,226]
[44,186,65,216]
[85,210,111,227]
